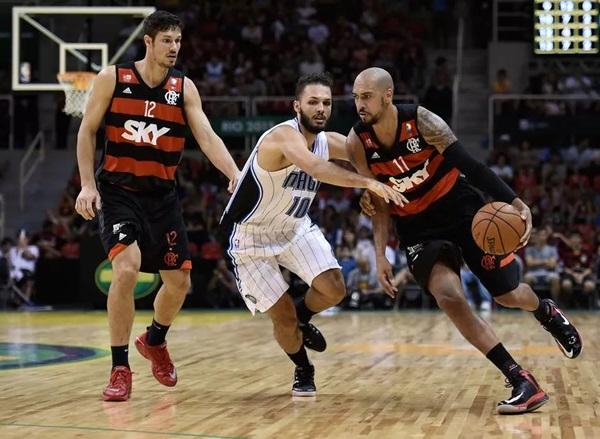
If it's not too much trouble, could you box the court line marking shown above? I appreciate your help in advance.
[0,422,246,439]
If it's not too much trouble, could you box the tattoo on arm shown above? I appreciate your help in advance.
[417,106,457,153]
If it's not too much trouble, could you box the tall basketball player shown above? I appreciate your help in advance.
[74,11,240,401]
[220,73,405,396]
[347,67,582,414]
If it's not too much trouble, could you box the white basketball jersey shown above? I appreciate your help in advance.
[221,118,329,254]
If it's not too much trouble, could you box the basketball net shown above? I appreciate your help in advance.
[56,71,97,118]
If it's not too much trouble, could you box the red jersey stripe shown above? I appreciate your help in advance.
[401,149,434,168]
[103,155,177,180]
[371,149,436,176]
[105,125,185,152]
[391,169,460,216]
[110,97,185,125]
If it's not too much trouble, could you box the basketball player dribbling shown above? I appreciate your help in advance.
[347,68,582,414]
[220,73,406,396]
[74,11,240,401]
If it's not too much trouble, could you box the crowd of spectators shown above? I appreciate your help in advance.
[487,135,600,308]
[179,0,434,106]
[492,67,600,119]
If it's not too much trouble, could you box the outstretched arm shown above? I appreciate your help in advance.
[184,77,240,189]
[326,131,350,161]
[271,126,403,205]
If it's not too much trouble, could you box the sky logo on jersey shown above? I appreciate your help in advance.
[389,159,430,192]
[122,120,170,145]
[282,170,320,193]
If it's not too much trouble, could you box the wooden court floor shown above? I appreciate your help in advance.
[0,309,598,439]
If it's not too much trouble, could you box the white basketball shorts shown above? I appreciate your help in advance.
[226,222,341,314]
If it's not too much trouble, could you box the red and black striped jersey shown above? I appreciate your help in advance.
[97,62,187,192]
[354,104,460,217]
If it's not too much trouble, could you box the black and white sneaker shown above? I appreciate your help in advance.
[292,365,316,397]
[497,369,549,415]
[299,322,327,352]
[535,299,582,359]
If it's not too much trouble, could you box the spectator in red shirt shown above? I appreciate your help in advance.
[555,231,597,306]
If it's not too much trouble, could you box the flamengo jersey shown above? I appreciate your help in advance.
[354,104,460,217]
[97,62,186,192]
[220,118,329,255]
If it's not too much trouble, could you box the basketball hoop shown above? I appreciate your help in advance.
[56,71,97,118]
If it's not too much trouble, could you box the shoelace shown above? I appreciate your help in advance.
[111,369,130,388]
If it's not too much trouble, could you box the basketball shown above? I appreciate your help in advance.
[471,202,525,255]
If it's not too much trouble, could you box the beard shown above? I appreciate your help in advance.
[299,109,328,134]
[359,98,385,125]
[360,112,381,125]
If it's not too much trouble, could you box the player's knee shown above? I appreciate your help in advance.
[168,272,191,295]
[432,287,464,309]
[562,279,573,291]
[112,261,139,287]
[326,271,346,303]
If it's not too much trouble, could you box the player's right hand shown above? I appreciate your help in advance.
[376,254,397,298]
[366,180,408,207]
[75,186,102,220]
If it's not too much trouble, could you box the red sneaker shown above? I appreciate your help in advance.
[102,366,132,401]
[135,331,177,387]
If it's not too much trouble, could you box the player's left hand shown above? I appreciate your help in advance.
[227,171,241,194]
[512,198,532,249]
[359,190,376,216]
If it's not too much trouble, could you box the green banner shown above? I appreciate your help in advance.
[95,259,160,299]
[213,116,288,136]
[211,115,360,137]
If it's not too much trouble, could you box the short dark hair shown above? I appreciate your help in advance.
[143,10,183,41]
[295,72,333,99]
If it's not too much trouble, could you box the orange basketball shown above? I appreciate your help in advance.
[471,202,526,255]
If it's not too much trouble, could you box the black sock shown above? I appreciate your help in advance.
[486,343,522,381]
[533,299,550,322]
[296,299,317,324]
[147,319,170,346]
[287,345,311,367]
[111,345,129,369]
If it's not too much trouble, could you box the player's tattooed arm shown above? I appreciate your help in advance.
[416,106,457,154]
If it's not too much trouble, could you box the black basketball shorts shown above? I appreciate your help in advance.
[98,183,191,273]
[398,179,520,297]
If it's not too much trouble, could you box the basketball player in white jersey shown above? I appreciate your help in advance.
[220,73,406,396]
